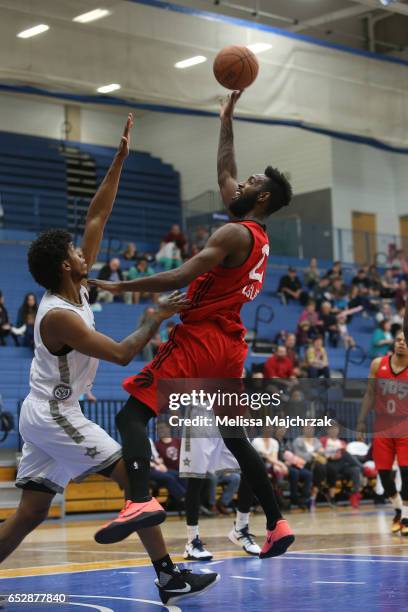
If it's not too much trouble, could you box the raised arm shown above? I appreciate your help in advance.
[217,91,241,210]
[42,291,188,366]
[89,223,245,294]
[81,113,134,270]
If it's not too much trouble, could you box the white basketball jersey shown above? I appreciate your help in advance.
[29,286,99,403]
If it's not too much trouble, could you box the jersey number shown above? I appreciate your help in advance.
[249,244,270,283]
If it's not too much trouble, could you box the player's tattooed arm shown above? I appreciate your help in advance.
[81,113,134,272]
[89,223,245,294]
[356,357,381,437]
[218,91,242,208]
[41,292,188,366]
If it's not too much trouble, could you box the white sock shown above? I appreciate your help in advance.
[187,525,199,543]
[235,512,250,531]
[401,505,408,520]
[390,493,403,511]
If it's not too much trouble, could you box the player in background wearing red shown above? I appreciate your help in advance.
[90,91,295,559]
[357,329,408,535]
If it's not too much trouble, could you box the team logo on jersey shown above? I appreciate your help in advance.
[53,383,73,401]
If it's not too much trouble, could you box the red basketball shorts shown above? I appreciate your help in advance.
[122,321,248,414]
[372,437,408,470]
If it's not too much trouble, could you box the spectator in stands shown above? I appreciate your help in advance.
[15,293,38,348]
[319,301,340,347]
[330,277,348,311]
[252,426,288,480]
[277,267,307,305]
[306,336,330,378]
[208,470,241,514]
[122,242,138,263]
[367,264,382,292]
[97,258,124,303]
[194,226,209,251]
[162,224,188,257]
[263,346,295,379]
[313,276,331,308]
[337,312,356,350]
[296,320,314,348]
[293,425,328,508]
[370,320,394,358]
[352,268,371,291]
[138,307,162,360]
[375,302,393,324]
[320,423,362,508]
[303,257,321,289]
[156,240,183,271]
[285,333,300,374]
[380,268,398,298]
[326,260,343,280]
[298,300,321,333]
[348,284,378,316]
[274,426,313,509]
[394,279,407,311]
[127,258,157,304]
[391,306,404,337]
[155,422,182,473]
[0,291,17,346]
[149,439,186,507]
[390,249,408,275]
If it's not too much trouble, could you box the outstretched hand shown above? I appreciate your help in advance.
[220,90,243,121]
[117,113,134,159]
[157,290,190,319]
[88,279,123,295]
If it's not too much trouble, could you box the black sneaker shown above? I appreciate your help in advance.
[400,517,408,537]
[155,564,220,605]
[391,509,402,534]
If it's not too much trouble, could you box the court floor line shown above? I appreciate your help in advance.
[18,547,148,556]
[68,594,180,612]
[231,576,263,581]
[285,556,408,563]
[292,543,408,554]
[313,581,366,585]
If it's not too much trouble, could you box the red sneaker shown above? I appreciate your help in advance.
[349,492,361,509]
[259,519,295,559]
[94,498,166,544]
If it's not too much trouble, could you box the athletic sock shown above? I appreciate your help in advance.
[152,554,176,586]
[401,505,408,520]
[390,493,403,511]
[235,512,250,531]
[187,525,199,542]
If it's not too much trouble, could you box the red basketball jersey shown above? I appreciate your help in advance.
[374,355,408,435]
[181,220,269,335]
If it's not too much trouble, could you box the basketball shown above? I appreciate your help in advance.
[213,45,259,90]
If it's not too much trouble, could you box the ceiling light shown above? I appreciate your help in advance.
[247,43,272,54]
[97,83,121,94]
[175,56,207,69]
[17,24,49,39]
[73,9,111,24]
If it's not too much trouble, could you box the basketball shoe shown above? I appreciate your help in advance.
[391,509,402,534]
[94,498,166,544]
[156,565,220,605]
[228,523,261,556]
[259,519,295,559]
[400,518,408,537]
[184,536,213,561]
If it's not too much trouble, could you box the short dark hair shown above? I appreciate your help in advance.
[260,166,293,215]
[28,229,72,291]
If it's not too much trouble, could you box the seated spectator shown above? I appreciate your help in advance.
[149,438,186,506]
[320,423,362,508]
[293,425,327,507]
[156,241,182,271]
[370,320,394,358]
[367,264,382,291]
[162,224,187,257]
[15,293,38,348]
[375,302,393,324]
[319,301,340,347]
[298,300,321,331]
[194,226,209,250]
[138,307,162,360]
[352,268,370,291]
[313,276,331,308]
[304,257,321,289]
[208,470,241,514]
[285,333,301,374]
[252,427,288,480]
[394,279,407,311]
[122,242,138,262]
[306,336,330,378]
[127,258,157,304]
[264,346,295,379]
[330,278,348,312]
[337,313,356,350]
[96,258,124,303]
[274,426,313,508]
[278,267,307,305]
[391,307,404,337]
[296,320,315,348]
[155,422,182,472]
[380,268,398,298]
[348,284,379,316]
[326,260,343,280]
[390,249,408,275]
[0,291,18,346]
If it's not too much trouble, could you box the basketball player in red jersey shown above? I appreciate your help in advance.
[357,329,408,535]
[90,91,295,558]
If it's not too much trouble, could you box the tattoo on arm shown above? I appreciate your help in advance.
[121,315,162,362]
[217,117,237,182]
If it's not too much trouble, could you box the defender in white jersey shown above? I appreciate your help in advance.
[0,114,219,605]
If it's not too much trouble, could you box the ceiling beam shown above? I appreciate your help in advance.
[351,0,408,17]
[288,5,373,33]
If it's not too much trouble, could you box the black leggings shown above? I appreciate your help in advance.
[219,429,282,530]
[115,396,155,502]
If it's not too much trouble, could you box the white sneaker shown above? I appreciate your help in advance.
[184,536,213,561]
[228,523,261,556]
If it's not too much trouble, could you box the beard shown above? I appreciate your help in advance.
[228,191,258,218]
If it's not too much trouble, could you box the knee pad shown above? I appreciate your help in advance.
[378,469,397,499]
[399,466,408,501]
